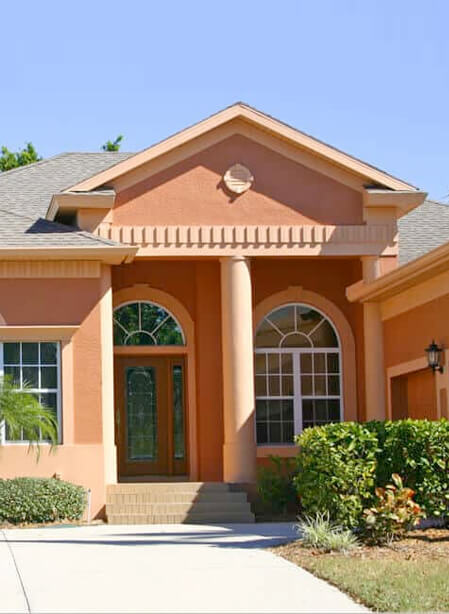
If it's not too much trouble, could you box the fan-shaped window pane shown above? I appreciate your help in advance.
[310,320,338,348]
[267,305,295,336]
[255,319,282,348]
[281,333,311,348]
[113,302,185,346]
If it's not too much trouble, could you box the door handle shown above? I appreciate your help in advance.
[115,407,120,427]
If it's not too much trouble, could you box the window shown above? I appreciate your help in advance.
[255,304,342,445]
[0,342,61,443]
[114,302,185,346]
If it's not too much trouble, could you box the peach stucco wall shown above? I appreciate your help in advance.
[383,293,449,419]
[0,277,106,516]
[112,134,363,227]
[383,293,449,368]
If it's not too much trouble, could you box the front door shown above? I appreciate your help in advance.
[115,356,187,478]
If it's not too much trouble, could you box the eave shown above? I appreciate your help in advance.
[346,240,449,304]
[0,245,137,265]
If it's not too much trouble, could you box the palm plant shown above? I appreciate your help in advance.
[0,375,58,445]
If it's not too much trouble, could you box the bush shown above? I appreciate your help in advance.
[294,422,379,528]
[298,511,359,552]
[0,477,87,524]
[371,419,449,518]
[363,473,423,545]
[257,456,298,515]
[295,419,449,530]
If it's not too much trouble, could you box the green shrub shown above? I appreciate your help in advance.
[363,473,423,545]
[257,455,298,515]
[298,511,359,552]
[295,419,449,530]
[0,477,87,524]
[294,422,378,528]
[371,419,449,518]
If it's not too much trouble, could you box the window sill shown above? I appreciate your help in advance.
[257,445,297,458]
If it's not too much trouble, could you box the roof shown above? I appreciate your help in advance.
[398,199,449,264]
[67,102,418,193]
[0,208,119,247]
[0,152,133,219]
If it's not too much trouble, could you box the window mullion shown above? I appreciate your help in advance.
[293,352,302,436]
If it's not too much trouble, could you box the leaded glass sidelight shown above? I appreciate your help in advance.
[114,302,185,346]
[255,303,342,444]
[126,367,157,460]
[172,365,185,460]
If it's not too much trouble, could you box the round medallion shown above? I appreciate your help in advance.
[223,163,254,194]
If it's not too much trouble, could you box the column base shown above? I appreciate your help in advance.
[223,441,257,484]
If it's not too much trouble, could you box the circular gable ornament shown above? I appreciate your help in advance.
[223,163,254,194]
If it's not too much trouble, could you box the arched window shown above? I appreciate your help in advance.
[254,303,342,445]
[113,301,185,346]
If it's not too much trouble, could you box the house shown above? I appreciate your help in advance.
[0,103,444,521]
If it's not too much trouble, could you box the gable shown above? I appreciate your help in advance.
[110,133,364,227]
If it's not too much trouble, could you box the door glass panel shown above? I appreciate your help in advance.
[172,365,185,460]
[126,367,157,460]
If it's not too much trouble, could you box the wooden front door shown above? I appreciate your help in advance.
[115,356,187,478]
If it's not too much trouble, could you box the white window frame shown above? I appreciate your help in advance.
[0,341,62,445]
[254,303,344,446]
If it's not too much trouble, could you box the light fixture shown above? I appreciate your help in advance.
[425,340,444,373]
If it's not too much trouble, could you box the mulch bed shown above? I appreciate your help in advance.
[270,527,449,561]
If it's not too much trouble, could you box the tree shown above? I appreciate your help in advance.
[0,143,41,172]
[0,376,58,446]
[102,135,123,152]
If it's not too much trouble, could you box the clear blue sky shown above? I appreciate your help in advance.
[1,0,448,199]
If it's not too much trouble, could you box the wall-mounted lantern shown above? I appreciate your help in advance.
[425,340,444,373]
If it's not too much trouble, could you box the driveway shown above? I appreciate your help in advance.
[1,523,364,613]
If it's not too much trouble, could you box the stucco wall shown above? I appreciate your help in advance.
[112,134,363,227]
[0,277,106,516]
[383,293,449,419]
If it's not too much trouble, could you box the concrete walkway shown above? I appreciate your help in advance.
[1,523,365,613]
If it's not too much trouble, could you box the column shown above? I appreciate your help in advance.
[220,256,257,483]
[100,265,117,484]
[362,256,386,420]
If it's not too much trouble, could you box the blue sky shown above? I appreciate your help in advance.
[1,0,448,199]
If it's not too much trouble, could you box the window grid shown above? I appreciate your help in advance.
[0,342,61,444]
[255,347,342,445]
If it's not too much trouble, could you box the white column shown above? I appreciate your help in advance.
[220,256,257,483]
[361,256,386,420]
[100,265,117,484]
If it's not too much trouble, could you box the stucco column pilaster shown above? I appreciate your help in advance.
[220,256,257,483]
[361,256,386,420]
[100,265,117,484]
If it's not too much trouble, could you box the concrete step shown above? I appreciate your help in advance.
[107,512,255,524]
[106,492,248,505]
[107,482,230,495]
[106,501,252,515]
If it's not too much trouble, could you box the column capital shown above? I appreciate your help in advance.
[219,254,250,264]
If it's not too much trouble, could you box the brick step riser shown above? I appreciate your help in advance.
[106,502,252,515]
[106,493,247,505]
[107,513,255,524]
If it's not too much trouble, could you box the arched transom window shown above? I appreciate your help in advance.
[255,303,342,445]
[114,301,185,346]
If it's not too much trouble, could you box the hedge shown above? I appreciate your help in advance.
[0,477,87,524]
[294,419,449,528]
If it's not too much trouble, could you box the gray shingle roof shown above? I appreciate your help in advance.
[0,152,133,220]
[0,152,133,248]
[398,199,449,264]
[0,208,119,247]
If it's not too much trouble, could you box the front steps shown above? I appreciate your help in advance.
[106,482,255,524]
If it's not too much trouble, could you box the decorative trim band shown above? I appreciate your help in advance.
[96,224,397,257]
[0,261,101,278]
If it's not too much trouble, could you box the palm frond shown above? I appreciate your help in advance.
[0,375,58,446]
